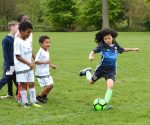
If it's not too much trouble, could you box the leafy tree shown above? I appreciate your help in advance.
[16,0,46,24]
[121,0,150,30]
[0,0,18,30]
[46,0,77,30]
[79,0,123,30]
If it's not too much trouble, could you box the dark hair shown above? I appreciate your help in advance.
[19,22,33,32]
[39,35,50,44]
[95,28,118,44]
[17,14,26,22]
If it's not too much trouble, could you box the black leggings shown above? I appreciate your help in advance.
[6,72,18,96]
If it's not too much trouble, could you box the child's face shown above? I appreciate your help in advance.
[103,34,113,45]
[11,24,19,34]
[41,39,51,50]
[21,15,29,22]
[20,29,32,40]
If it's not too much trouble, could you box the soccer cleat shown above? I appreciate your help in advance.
[31,102,42,108]
[36,96,47,104]
[23,103,31,108]
[0,95,13,99]
[79,67,92,76]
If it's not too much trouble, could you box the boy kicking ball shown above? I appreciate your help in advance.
[79,28,139,109]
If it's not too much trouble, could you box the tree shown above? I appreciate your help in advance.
[0,0,18,30]
[79,0,123,30]
[46,0,77,30]
[122,0,150,30]
[102,0,109,29]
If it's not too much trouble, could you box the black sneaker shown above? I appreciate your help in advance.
[42,97,48,103]
[79,67,92,76]
[36,96,47,103]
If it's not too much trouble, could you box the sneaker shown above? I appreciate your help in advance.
[0,95,13,99]
[36,96,47,104]
[79,67,92,76]
[31,102,42,108]
[42,97,48,103]
[23,103,30,108]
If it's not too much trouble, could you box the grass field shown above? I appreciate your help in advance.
[0,32,150,125]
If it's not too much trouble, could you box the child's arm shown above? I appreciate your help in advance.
[35,60,57,69]
[49,61,57,69]
[35,60,50,64]
[16,55,34,69]
[124,48,139,52]
[89,50,95,61]
[32,52,36,60]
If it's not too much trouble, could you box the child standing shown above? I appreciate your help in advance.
[79,29,139,109]
[14,21,41,108]
[35,35,56,103]
[0,21,18,98]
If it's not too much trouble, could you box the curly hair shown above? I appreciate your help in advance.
[39,35,50,44]
[19,22,33,32]
[95,28,118,44]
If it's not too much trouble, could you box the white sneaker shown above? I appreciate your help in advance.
[0,95,13,99]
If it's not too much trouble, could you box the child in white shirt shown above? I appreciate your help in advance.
[35,35,56,103]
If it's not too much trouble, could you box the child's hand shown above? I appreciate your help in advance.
[51,64,57,69]
[135,48,140,51]
[89,55,94,61]
[28,63,34,69]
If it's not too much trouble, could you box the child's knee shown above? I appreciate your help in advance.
[47,85,53,89]
[29,83,34,88]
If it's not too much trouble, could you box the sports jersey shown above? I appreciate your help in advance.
[2,35,14,70]
[14,37,32,72]
[35,48,50,76]
[93,42,124,67]
[15,31,32,47]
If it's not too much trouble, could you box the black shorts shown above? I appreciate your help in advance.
[91,65,116,82]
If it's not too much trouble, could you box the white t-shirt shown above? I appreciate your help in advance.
[14,37,32,72]
[15,31,32,47]
[35,48,50,76]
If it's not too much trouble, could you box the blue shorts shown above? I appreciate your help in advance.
[91,65,116,82]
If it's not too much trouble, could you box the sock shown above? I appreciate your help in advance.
[29,88,36,104]
[86,71,92,81]
[104,88,113,103]
[20,90,28,105]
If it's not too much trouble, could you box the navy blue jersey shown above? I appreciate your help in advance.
[2,35,14,70]
[93,42,124,67]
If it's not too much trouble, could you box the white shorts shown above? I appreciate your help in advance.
[37,75,54,87]
[16,70,34,83]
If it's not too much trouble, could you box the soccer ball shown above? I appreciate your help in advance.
[93,98,107,111]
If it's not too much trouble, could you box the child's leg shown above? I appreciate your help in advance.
[20,83,28,105]
[29,83,36,103]
[12,72,18,96]
[104,79,114,103]
[6,75,13,96]
[79,67,95,84]
[39,85,53,97]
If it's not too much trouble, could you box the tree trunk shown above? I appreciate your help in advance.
[102,0,110,29]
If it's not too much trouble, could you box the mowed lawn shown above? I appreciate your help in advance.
[0,32,150,125]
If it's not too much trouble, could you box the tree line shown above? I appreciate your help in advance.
[0,0,150,31]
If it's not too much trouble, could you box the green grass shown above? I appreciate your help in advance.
[0,32,150,125]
